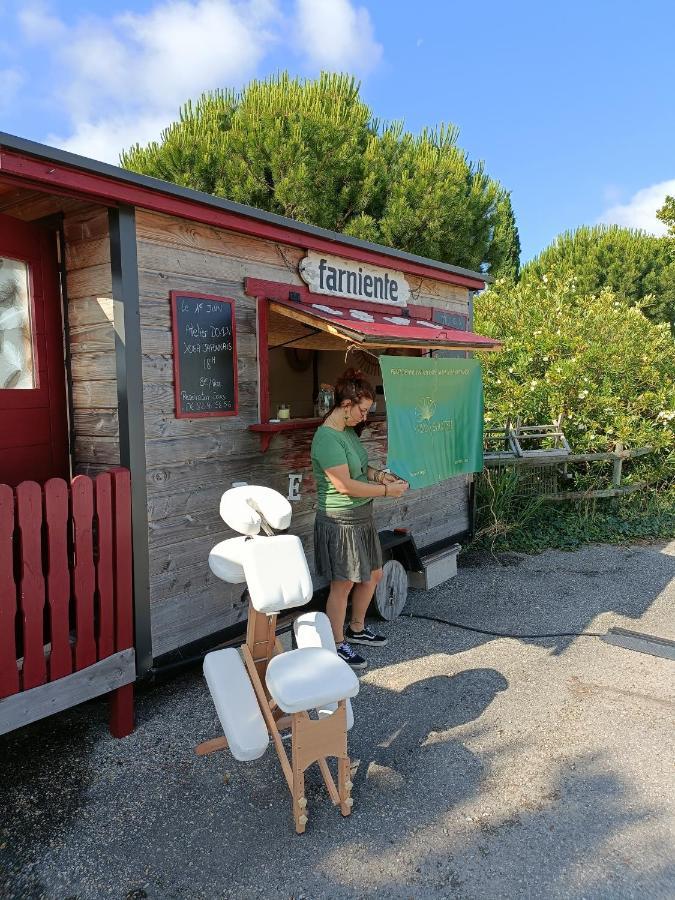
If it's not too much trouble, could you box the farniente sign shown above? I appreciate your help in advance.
[299,251,410,306]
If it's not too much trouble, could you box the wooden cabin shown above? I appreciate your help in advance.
[0,132,498,687]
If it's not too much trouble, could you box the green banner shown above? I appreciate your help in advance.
[380,356,484,489]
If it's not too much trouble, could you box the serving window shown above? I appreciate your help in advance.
[264,305,390,423]
[246,281,501,450]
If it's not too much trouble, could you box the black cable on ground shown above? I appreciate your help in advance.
[404,611,606,640]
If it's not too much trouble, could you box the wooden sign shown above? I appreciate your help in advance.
[170,292,238,418]
[299,251,410,306]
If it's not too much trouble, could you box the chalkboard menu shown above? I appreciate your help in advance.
[170,292,238,418]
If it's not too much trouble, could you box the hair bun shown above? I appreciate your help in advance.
[342,367,364,381]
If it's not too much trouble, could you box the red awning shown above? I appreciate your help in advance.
[269,298,502,351]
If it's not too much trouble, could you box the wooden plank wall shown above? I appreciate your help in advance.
[63,205,120,473]
[0,190,119,474]
[136,209,472,657]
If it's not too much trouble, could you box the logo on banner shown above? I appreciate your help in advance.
[417,397,437,423]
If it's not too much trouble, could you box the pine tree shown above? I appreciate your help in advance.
[121,72,519,276]
[521,225,675,330]
[657,195,675,237]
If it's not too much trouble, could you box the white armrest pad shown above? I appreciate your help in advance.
[203,648,268,762]
[208,536,249,584]
[294,611,354,729]
[294,611,335,650]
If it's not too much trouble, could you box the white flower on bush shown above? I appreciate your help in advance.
[657,410,675,422]
[578,390,589,399]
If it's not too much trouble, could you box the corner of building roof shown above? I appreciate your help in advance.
[0,130,492,285]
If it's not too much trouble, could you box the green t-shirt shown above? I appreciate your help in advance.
[311,425,371,510]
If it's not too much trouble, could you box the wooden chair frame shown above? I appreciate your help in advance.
[196,602,353,834]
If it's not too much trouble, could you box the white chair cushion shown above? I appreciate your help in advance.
[294,610,335,650]
[293,611,354,729]
[208,536,249,584]
[220,485,292,535]
[203,648,268,762]
[242,534,313,614]
[265,647,359,714]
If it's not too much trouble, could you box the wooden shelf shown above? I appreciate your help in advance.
[248,416,386,452]
[248,419,322,452]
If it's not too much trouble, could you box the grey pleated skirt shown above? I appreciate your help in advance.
[314,502,383,584]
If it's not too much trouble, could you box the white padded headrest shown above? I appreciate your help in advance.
[219,485,292,535]
[242,534,312,614]
[208,536,249,584]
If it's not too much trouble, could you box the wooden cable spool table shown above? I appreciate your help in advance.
[374,559,408,620]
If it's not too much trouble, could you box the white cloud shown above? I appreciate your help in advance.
[295,0,382,74]
[47,113,174,166]
[18,2,67,42]
[598,179,675,235]
[15,0,383,164]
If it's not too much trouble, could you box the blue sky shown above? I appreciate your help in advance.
[1,0,673,261]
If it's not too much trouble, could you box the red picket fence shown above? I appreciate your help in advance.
[0,468,135,737]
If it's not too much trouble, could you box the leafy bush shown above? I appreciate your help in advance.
[470,474,675,553]
[474,273,675,484]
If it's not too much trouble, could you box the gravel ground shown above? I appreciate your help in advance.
[1,541,674,900]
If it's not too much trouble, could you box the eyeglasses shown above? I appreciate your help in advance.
[356,404,371,419]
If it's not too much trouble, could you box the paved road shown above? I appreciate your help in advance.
[2,541,674,899]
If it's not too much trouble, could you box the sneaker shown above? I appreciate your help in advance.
[345,624,388,647]
[336,642,367,670]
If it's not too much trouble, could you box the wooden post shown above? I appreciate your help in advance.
[612,441,624,487]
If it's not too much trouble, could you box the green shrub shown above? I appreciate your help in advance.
[470,475,675,553]
[475,273,675,485]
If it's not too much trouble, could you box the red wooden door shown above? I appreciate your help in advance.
[0,214,69,486]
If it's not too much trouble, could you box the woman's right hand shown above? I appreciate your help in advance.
[387,479,409,498]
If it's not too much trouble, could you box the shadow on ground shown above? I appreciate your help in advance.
[1,542,673,898]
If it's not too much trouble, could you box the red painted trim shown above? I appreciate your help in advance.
[249,419,322,453]
[44,478,72,681]
[170,291,239,419]
[109,683,135,738]
[270,296,502,350]
[16,481,47,690]
[257,298,270,423]
[411,306,434,321]
[245,280,439,322]
[111,468,133,653]
[0,149,487,291]
[0,484,19,699]
[0,215,69,484]
[71,475,97,671]
[95,473,115,661]
[245,278,409,315]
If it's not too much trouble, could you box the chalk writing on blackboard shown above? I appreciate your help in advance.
[170,292,238,418]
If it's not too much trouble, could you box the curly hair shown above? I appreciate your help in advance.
[333,368,375,408]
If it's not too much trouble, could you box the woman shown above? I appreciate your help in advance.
[311,369,409,670]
